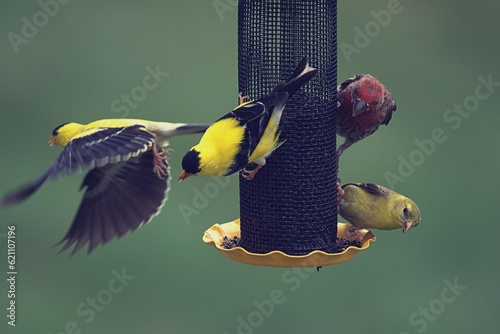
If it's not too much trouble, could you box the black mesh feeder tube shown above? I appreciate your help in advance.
[203,0,375,267]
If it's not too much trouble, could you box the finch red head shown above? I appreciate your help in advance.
[336,74,396,156]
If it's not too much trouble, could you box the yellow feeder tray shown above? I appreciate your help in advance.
[203,219,376,268]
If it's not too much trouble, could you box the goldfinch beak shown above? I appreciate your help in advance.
[402,220,413,233]
[178,170,192,183]
[49,136,57,146]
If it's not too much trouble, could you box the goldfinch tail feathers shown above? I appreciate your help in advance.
[153,122,210,138]
[242,58,317,166]
[282,56,318,97]
[257,56,318,127]
[257,56,317,136]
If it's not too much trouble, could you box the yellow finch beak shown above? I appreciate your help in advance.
[178,170,192,182]
[49,136,57,146]
[403,220,414,233]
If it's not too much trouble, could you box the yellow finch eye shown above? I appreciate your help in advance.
[403,207,409,218]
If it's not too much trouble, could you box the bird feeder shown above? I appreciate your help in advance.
[203,0,375,267]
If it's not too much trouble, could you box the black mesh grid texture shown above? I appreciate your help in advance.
[238,0,338,255]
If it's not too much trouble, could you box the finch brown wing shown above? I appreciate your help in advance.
[341,183,389,196]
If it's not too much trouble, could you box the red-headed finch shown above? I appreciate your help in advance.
[336,74,396,156]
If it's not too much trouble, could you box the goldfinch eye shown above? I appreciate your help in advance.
[403,207,409,217]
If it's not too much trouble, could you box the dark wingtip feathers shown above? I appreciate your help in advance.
[283,56,318,97]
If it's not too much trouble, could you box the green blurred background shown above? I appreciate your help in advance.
[1,1,499,333]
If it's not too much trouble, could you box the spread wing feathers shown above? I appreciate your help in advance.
[1,178,46,208]
[55,125,155,173]
[57,149,170,255]
[1,125,155,207]
[342,182,389,196]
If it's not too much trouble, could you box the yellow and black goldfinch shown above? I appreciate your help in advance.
[179,57,317,182]
[337,182,421,239]
[1,119,209,255]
